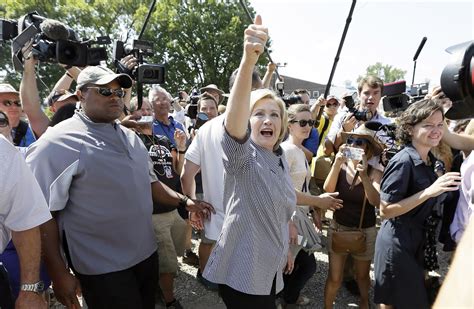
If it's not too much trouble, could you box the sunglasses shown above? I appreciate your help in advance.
[347,137,369,146]
[326,102,339,108]
[87,87,126,98]
[290,119,315,127]
[1,100,21,107]
[49,90,68,104]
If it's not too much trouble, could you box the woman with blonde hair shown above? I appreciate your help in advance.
[203,16,296,308]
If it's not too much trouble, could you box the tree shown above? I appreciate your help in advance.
[0,0,266,99]
[357,62,406,83]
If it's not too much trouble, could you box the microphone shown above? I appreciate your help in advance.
[39,19,70,41]
[413,37,427,61]
[364,121,383,131]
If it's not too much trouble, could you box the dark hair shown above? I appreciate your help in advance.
[291,89,310,97]
[397,99,444,145]
[229,68,262,92]
[197,92,218,111]
[358,75,384,94]
[49,103,77,126]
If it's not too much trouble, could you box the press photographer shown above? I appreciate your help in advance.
[326,75,392,170]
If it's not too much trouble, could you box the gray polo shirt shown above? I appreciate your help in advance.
[26,112,158,275]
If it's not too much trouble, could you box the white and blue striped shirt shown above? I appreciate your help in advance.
[203,128,296,295]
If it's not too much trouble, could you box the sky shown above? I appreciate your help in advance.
[250,0,473,90]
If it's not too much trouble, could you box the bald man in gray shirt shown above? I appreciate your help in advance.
[27,66,213,309]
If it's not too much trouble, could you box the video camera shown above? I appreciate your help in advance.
[343,92,372,121]
[365,121,401,167]
[381,80,411,113]
[113,39,165,84]
[184,88,201,120]
[1,12,108,70]
[274,81,305,107]
[440,41,474,120]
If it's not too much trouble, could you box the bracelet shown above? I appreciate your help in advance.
[177,150,186,154]
[178,195,189,208]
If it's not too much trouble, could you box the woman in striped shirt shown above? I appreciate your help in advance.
[203,16,296,308]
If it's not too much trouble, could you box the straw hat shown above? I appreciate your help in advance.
[200,84,224,103]
[340,124,384,158]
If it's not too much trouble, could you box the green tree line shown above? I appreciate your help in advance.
[0,0,268,99]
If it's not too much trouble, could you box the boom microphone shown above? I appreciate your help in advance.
[39,19,70,41]
[413,37,427,61]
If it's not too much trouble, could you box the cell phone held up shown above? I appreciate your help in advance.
[343,146,364,161]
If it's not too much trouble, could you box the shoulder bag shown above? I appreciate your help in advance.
[331,196,367,254]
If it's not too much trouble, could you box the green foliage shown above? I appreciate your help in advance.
[0,0,266,99]
[357,62,406,83]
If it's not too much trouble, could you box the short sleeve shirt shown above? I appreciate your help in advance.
[152,116,186,146]
[0,136,51,252]
[203,128,296,295]
[380,145,444,227]
[26,112,157,275]
[185,114,226,240]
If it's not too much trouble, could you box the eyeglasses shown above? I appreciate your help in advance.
[347,137,369,146]
[1,100,21,107]
[290,119,315,127]
[49,89,68,103]
[87,87,126,98]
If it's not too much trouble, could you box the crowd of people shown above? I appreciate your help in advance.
[0,14,473,309]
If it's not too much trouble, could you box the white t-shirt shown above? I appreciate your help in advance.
[0,135,51,253]
[281,141,311,213]
[185,114,226,240]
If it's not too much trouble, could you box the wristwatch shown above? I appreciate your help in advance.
[20,281,44,294]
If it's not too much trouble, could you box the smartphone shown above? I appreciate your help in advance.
[137,116,154,124]
[343,146,364,161]
[297,235,307,247]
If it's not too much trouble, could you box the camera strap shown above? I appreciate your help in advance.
[317,115,331,147]
[13,120,28,147]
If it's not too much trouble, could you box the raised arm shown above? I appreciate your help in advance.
[442,121,474,151]
[20,57,50,137]
[225,15,268,140]
[262,62,276,89]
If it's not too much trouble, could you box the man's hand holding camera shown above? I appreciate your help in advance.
[341,114,357,132]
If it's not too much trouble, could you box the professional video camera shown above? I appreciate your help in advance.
[365,121,402,167]
[113,39,165,84]
[343,92,372,121]
[184,89,201,120]
[1,12,108,70]
[274,80,304,107]
[440,41,474,120]
[381,80,410,113]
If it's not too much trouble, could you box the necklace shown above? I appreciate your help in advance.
[138,129,167,177]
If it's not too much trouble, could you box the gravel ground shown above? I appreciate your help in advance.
[50,223,452,309]
[166,224,452,309]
